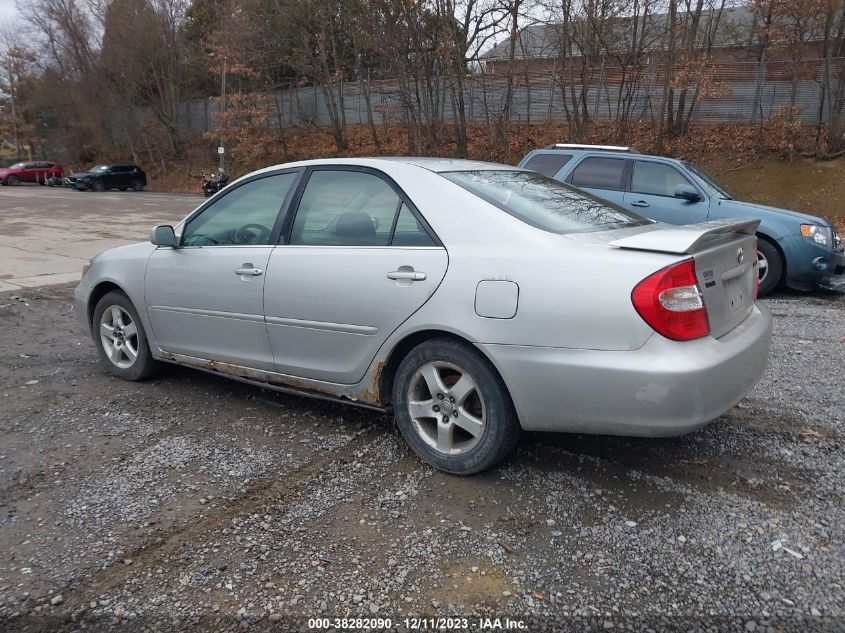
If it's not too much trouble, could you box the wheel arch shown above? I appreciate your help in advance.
[756,230,785,285]
[87,281,129,331]
[377,329,512,411]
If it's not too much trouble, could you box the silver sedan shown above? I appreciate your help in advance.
[74,158,773,474]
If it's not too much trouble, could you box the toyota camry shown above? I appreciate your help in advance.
[74,158,773,474]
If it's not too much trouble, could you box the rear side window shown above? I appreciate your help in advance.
[291,170,401,246]
[442,170,648,234]
[392,204,436,246]
[569,157,627,190]
[522,153,572,178]
[632,161,693,197]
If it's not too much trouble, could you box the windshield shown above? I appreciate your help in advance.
[442,170,650,234]
[9,162,25,169]
[90,165,109,172]
[683,162,732,199]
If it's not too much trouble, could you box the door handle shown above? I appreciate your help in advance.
[630,200,650,208]
[234,264,263,277]
[387,270,426,281]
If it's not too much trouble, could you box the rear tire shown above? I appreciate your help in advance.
[392,338,521,474]
[756,238,783,297]
[92,291,160,381]
[132,180,144,192]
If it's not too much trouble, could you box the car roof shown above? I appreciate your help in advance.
[248,156,521,177]
[375,157,517,172]
[526,147,685,165]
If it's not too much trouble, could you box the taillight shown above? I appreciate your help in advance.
[631,259,710,341]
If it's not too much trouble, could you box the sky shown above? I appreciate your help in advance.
[0,0,18,27]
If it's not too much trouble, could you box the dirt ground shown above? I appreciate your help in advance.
[1,283,843,632]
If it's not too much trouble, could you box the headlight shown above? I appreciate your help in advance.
[800,224,832,247]
[82,260,92,277]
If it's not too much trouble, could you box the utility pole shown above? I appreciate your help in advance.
[219,56,227,172]
[4,58,20,158]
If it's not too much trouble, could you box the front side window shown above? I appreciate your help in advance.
[569,157,627,190]
[443,170,648,234]
[182,173,297,246]
[522,153,572,178]
[631,161,693,197]
[290,170,403,246]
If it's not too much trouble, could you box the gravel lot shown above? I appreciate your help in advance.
[0,283,843,632]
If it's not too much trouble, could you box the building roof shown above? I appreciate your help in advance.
[481,5,758,61]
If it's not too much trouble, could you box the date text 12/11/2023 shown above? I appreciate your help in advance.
[307,617,528,630]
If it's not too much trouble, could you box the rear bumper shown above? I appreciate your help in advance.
[480,304,773,437]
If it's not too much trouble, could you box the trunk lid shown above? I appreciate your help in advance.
[609,219,760,339]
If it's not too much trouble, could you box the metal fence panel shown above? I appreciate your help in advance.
[151,58,835,132]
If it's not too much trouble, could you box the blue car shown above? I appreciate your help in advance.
[518,144,845,296]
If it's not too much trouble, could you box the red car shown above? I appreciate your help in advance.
[0,161,64,185]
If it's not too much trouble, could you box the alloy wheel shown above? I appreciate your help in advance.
[406,361,486,455]
[99,305,139,369]
[757,249,769,285]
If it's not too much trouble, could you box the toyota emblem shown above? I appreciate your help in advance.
[737,248,744,264]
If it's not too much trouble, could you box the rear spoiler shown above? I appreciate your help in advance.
[609,219,760,255]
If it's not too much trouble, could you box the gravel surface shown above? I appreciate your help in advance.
[0,284,843,632]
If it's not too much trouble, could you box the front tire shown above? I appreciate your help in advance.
[93,291,160,381]
[7,175,19,186]
[92,180,106,192]
[756,238,783,297]
[132,180,144,192]
[393,338,521,474]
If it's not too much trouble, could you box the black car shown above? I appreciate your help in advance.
[66,164,147,192]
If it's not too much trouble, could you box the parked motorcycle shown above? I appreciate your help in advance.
[45,174,65,187]
[201,168,229,197]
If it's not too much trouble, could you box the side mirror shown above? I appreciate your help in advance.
[674,184,702,202]
[150,225,178,247]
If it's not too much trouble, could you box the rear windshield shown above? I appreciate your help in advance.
[442,170,649,234]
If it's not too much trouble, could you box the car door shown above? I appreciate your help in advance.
[119,165,137,188]
[144,170,300,370]
[264,167,448,384]
[22,163,39,183]
[622,159,709,224]
[566,156,628,205]
[109,165,128,188]
[30,163,44,183]
[37,163,53,182]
